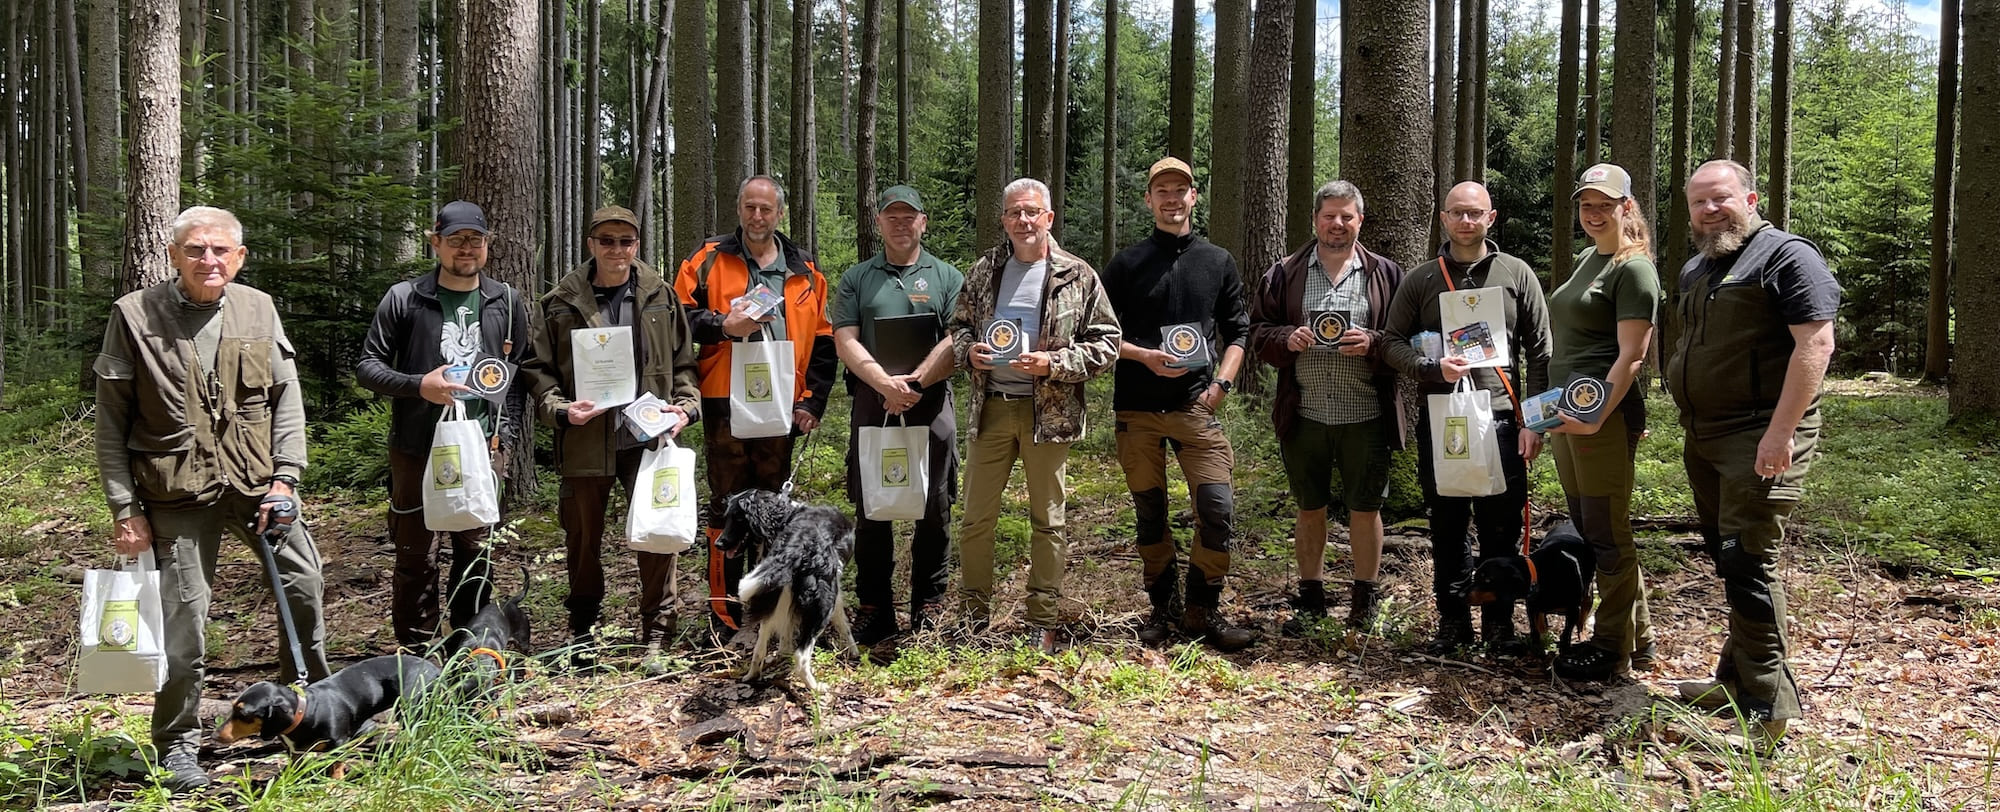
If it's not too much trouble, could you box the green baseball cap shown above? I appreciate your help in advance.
[877,185,924,213]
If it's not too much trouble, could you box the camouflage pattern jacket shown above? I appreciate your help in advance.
[950,239,1121,444]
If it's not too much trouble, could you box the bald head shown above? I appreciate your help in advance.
[1444,182,1492,211]
[1439,182,1498,257]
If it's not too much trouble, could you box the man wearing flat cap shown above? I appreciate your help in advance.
[521,204,701,672]
[831,185,965,645]
[359,200,533,650]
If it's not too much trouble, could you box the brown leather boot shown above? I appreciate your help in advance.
[1181,606,1260,652]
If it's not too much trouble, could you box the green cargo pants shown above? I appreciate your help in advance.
[149,492,331,753]
[1551,404,1652,659]
[1683,423,1818,721]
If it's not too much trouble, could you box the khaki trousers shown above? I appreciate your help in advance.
[957,396,1072,627]
[1115,405,1235,595]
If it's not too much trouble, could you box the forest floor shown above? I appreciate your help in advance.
[4,379,1999,810]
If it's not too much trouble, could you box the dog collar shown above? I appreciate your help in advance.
[469,647,508,672]
[279,687,308,738]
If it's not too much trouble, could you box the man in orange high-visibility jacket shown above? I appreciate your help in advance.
[675,175,838,635]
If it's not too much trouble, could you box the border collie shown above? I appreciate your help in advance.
[714,489,859,693]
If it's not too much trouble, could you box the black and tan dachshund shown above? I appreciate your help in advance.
[439,565,533,697]
[216,654,441,754]
[715,488,859,694]
[1457,521,1597,654]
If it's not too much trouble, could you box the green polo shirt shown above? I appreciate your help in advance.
[831,248,965,355]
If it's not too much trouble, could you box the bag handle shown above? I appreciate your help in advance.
[1440,257,1535,563]
[120,549,158,573]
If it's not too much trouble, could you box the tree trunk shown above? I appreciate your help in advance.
[1024,0,1053,187]
[1662,0,1694,382]
[456,0,542,492]
[1050,0,1070,238]
[896,0,909,181]
[384,0,419,263]
[182,0,208,188]
[1286,0,1315,250]
[1584,0,1600,166]
[1471,0,1489,177]
[856,0,882,260]
[1952,0,1999,417]
[714,0,751,228]
[1209,0,1250,263]
[1168,0,1194,160]
[1100,0,1117,268]
[976,0,1013,250]
[754,0,771,173]
[83,0,121,288]
[1732,0,1756,171]
[1714,0,1736,160]
[1553,0,1581,288]
[633,0,673,251]
[788,0,817,253]
[1610,0,1655,219]
[673,0,714,253]
[1342,0,1431,271]
[583,0,603,212]
[1243,0,1295,394]
[1432,0,1455,248]
[837,0,854,157]
[4,1,25,320]
[125,0,181,294]
[1927,0,1959,383]
[1768,0,1792,230]
[1453,0,1475,181]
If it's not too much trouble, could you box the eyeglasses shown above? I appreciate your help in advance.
[442,234,489,248]
[1003,207,1048,221]
[179,244,239,259]
[593,236,639,248]
[1443,209,1491,221]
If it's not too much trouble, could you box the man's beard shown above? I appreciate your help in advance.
[442,259,482,277]
[1318,234,1354,252]
[1694,210,1755,259]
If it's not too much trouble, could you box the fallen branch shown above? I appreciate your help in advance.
[1918,747,2000,761]
[1409,652,1498,676]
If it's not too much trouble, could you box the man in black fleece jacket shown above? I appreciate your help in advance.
[1099,157,1258,652]
[1381,181,1553,655]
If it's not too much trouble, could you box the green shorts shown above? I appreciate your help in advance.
[1280,414,1393,513]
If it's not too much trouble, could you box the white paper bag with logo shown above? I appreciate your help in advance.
[77,550,168,694]
[628,436,699,554]
[423,399,499,531]
[728,325,795,438]
[1439,286,1512,369]
[1428,377,1505,497]
[858,414,930,521]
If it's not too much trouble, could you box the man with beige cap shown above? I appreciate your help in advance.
[522,204,701,671]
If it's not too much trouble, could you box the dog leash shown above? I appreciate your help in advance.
[1439,258,1538,587]
[251,493,315,687]
[779,417,827,495]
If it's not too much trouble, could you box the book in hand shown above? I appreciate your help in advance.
[731,283,784,320]
[1161,323,1211,369]
[984,317,1024,362]
[1522,374,1610,432]
[623,393,683,442]
[1447,321,1500,364]
[1309,311,1351,347]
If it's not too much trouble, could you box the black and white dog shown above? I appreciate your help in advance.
[714,488,859,693]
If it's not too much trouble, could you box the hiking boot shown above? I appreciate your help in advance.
[1481,607,1528,656]
[1676,679,1741,711]
[1748,718,1788,756]
[1181,606,1259,652]
[910,601,944,633]
[1346,580,1380,631]
[1426,618,1476,656]
[852,604,902,647]
[158,748,210,794]
[1628,642,1658,673]
[565,633,603,673]
[1554,642,1625,681]
[1034,626,1060,655]
[1138,603,1179,647]
[1139,566,1185,647]
[1280,580,1328,638]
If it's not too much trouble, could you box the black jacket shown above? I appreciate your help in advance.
[357,269,533,454]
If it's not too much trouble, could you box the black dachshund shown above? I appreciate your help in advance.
[1457,521,1597,653]
[217,654,441,755]
[439,564,533,697]
[715,489,859,693]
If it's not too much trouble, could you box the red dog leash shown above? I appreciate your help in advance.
[1439,258,1538,587]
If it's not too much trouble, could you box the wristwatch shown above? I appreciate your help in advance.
[1214,378,1235,393]
[271,474,300,489]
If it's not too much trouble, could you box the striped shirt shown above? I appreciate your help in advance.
[1296,251,1379,425]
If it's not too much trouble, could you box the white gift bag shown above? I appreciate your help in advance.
[858,415,930,521]
[1429,378,1505,497]
[424,399,500,531]
[77,550,168,694]
[1439,286,1512,369]
[729,327,795,438]
[628,437,699,554]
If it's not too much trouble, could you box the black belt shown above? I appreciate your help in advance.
[987,391,1033,401]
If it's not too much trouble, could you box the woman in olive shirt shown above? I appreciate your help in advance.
[1545,163,1662,681]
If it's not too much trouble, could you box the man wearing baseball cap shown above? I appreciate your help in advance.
[1100,158,1257,651]
[359,200,533,650]
[521,204,700,672]
[831,184,965,646]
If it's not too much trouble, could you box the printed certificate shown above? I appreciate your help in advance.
[571,325,637,408]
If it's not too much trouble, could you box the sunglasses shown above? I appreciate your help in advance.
[593,237,639,248]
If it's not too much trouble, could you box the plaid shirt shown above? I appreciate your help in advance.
[1296,252,1380,425]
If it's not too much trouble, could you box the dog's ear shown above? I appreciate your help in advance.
[742,490,794,541]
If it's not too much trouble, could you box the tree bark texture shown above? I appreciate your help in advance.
[1454,0,1475,181]
[384,0,420,263]
[1732,0,1756,171]
[1610,0,1656,222]
[1100,0,1118,268]
[1432,0,1455,248]
[1663,0,1694,372]
[896,0,910,181]
[1584,0,1601,166]
[977,0,1014,250]
[788,0,818,253]
[856,0,882,261]
[713,0,752,229]
[1209,0,1250,265]
[1286,0,1316,250]
[673,0,715,254]
[1553,0,1581,288]
[583,0,604,213]
[1927,0,1959,382]
[1768,0,1793,230]
[1024,0,1054,186]
[84,0,123,286]
[1714,0,1736,160]
[1471,0,1489,178]
[1168,0,1195,161]
[633,0,674,254]
[1051,0,1071,237]
[125,0,182,294]
[1242,0,1295,393]
[1341,0,1432,271]
[754,0,771,173]
[1952,0,1998,417]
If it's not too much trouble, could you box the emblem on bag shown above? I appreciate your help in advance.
[431,446,464,490]
[1310,311,1350,346]
[1444,417,1470,459]
[651,467,681,509]
[881,447,909,487]
[744,363,773,402]
[100,600,138,651]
